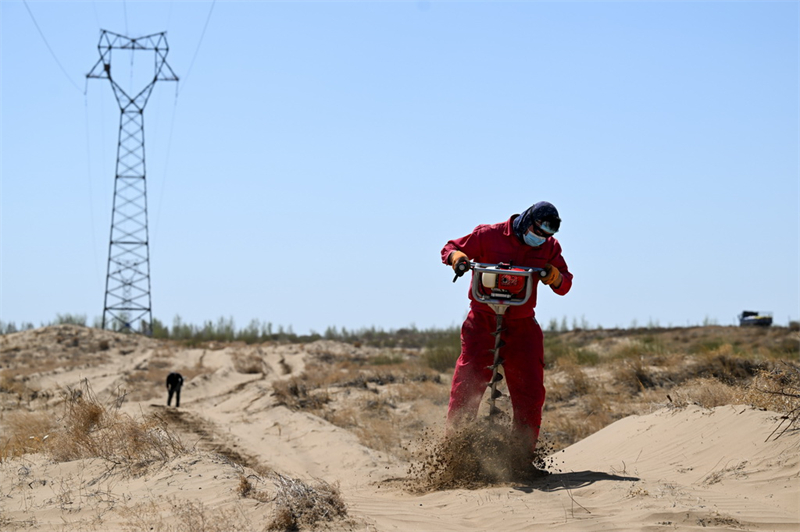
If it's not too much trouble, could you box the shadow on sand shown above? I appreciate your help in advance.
[513,470,640,493]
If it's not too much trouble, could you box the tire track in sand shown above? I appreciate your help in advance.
[154,406,266,472]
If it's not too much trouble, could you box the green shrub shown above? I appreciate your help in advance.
[424,330,461,372]
[370,353,405,366]
[543,335,598,366]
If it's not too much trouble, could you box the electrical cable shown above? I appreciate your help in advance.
[178,0,216,95]
[166,1,174,32]
[152,88,180,248]
[86,0,109,296]
[150,0,178,247]
[22,0,82,92]
[123,0,129,37]
[84,89,104,292]
[91,0,101,30]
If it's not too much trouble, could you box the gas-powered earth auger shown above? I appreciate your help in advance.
[453,261,546,418]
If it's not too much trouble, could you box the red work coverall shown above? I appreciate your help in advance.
[441,214,573,450]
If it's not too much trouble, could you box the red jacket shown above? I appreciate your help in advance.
[442,215,573,319]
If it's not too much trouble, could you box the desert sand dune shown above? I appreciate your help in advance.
[1,325,797,531]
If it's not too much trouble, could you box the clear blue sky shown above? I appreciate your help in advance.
[2,0,798,334]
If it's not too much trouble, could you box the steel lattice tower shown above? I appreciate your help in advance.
[87,30,178,334]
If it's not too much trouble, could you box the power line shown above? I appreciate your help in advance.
[152,91,180,248]
[91,0,102,31]
[83,93,103,292]
[179,0,216,95]
[123,0,129,36]
[22,0,82,92]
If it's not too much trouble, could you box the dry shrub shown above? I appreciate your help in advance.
[232,350,268,375]
[237,474,272,503]
[325,398,399,455]
[543,334,598,365]
[742,363,800,440]
[423,330,461,372]
[272,357,447,458]
[6,380,187,470]
[613,357,664,393]
[542,397,615,451]
[646,351,686,368]
[370,352,406,365]
[272,378,330,410]
[548,358,594,401]
[0,370,44,407]
[237,474,253,496]
[174,500,252,532]
[668,377,741,409]
[0,369,27,397]
[319,378,447,458]
[605,337,665,360]
[120,497,252,532]
[1,411,55,460]
[392,378,449,405]
[268,473,347,531]
[744,366,800,411]
[692,348,766,385]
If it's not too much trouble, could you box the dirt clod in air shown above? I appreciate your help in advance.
[405,419,557,492]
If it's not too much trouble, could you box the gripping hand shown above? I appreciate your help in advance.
[450,251,469,282]
[541,263,562,287]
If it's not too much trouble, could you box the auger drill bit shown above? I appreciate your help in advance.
[487,312,506,418]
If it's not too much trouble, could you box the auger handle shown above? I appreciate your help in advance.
[452,258,470,283]
[468,262,546,307]
[452,261,548,283]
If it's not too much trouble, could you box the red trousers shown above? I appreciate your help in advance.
[446,309,546,453]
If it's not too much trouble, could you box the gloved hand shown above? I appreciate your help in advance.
[541,263,562,287]
[449,250,470,281]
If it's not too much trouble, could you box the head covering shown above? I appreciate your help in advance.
[512,201,561,243]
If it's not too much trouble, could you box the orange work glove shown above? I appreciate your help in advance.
[449,250,468,270]
[541,263,562,287]
[449,250,470,281]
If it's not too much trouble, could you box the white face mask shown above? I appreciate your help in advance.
[523,231,546,247]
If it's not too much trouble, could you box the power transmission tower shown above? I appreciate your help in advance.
[87,30,178,334]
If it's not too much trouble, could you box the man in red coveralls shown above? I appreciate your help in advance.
[442,201,572,472]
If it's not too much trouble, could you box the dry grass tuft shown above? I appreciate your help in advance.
[423,330,462,372]
[268,473,347,531]
[543,394,616,452]
[1,410,55,460]
[272,378,331,410]
[2,379,186,470]
[232,349,269,375]
[120,497,253,532]
[237,473,272,503]
[613,357,666,393]
[236,469,350,529]
[692,350,767,384]
[0,369,28,398]
[667,377,741,409]
[548,357,595,401]
[743,362,800,440]
[270,354,447,458]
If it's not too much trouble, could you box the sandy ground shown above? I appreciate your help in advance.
[1,325,798,531]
